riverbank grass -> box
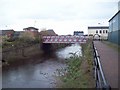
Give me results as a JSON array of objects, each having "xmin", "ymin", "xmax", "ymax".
[
  {"xmin": 56, "ymin": 40, "xmax": 95, "ymax": 88},
  {"xmin": 101, "ymin": 41, "xmax": 120, "ymax": 52}
]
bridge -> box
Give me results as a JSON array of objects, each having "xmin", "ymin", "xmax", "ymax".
[{"xmin": 42, "ymin": 35, "xmax": 87, "ymax": 43}]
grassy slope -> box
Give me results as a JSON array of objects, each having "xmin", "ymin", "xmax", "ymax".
[
  {"xmin": 101, "ymin": 41, "xmax": 120, "ymax": 52},
  {"xmin": 56, "ymin": 40, "xmax": 95, "ymax": 88}
]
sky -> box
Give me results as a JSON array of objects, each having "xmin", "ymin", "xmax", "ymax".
[{"xmin": 0, "ymin": 0, "xmax": 119, "ymax": 35}]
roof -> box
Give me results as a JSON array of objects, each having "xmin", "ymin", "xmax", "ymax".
[
  {"xmin": 74, "ymin": 31, "xmax": 84, "ymax": 33},
  {"xmin": 0, "ymin": 29, "xmax": 14, "ymax": 32},
  {"xmin": 0, "ymin": 29, "xmax": 14, "ymax": 35},
  {"xmin": 88, "ymin": 26, "xmax": 109, "ymax": 29},
  {"xmin": 23, "ymin": 27, "xmax": 39, "ymax": 30},
  {"xmin": 109, "ymin": 10, "xmax": 120, "ymax": 22},
  {"xmin": 39, "ymin": 29, "xmax": 57, "ymax": 36}
]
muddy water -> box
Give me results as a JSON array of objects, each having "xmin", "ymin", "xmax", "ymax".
[{"xmin": 2, "ymin": 44, "xmax": 82, "ymax": 88}]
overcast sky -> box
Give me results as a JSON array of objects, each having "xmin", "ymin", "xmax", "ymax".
[{"xmin": 0, "ymin": 0, "xmax": 119, "ymax": 35}]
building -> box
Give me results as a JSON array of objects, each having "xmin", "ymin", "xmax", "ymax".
[
  {"xmin": 0, "ymin": 29, "xmax": 15, "ymax": 39},
  {"xmin": 88, "ymin": 26, "xmax": 109, "ymax": 40},
  {"xmin": 73, "ymin": 31, "xmax": 84, "ymax": 36},
  {"xmin": 13, "ymin": 31, "xmax": 24, "ymax": 39},
  {"xmin": 23, "ymin": 27, "xmax": 39, "ymax": 38},
  {"xmin": 108, "ymin": 10, "xmax": 120, "ymax": 45},
  {"xmin": 118, "ymin": 1, "xmax": 120, "ymax": 11},
  {"xmin": 23, "ymin": 27, "xmax": 39, "ymax": 31},
  {"xmin": 39, "ymin": 29, "xmax": 57, "ymax": 36}
]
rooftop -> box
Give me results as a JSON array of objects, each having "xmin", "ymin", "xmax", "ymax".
[
  {"xmin": 39, "ymin": 29, "xmax": 57, "ymax": 36},
  {"xmin": 74, "ymin": 31, "xmax": 84, "ymax": 33},
  {"xmin": 109, "ymin": 10, "xmax": 120, "ymax": 22},
  {"xmin": 23, "ymin": 27, "xmax": 39, "ymax": 30},
  {"xmin": 88, "ymin": 26, "xmax": 109, "ymax": 29},
  {"xmin": 0, "ymin": 29, "xmax": 14, "ymax": 35}
]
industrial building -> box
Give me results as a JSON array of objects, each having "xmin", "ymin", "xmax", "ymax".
[{"xmin": 108, "ymin": 10, "xmax": 120, "ymax": 45}]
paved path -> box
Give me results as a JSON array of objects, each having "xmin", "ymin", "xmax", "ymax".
[{"xmin": 94, "ymin": 41, "xmax": 119, "ymax": 88}]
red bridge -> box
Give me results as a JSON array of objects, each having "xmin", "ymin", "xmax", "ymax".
[{"xmin": 42, "ymin": 35, "xmax": 87, "ymax": 43}]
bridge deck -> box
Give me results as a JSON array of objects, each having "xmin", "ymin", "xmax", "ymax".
[{"xmin": 42, "ymin": 35, "xmax": 87, "ymax": 43}]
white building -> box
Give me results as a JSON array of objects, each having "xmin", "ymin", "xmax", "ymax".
[{"xmin": 88, "ymin": 26, "xmax": 109, "ymax": 40}]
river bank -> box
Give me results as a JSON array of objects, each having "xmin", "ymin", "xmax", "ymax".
[
  {"xmin": 55, "ymin": 40, "xmax": 95, "ymax": 88},
  {"xmin": 2, "ymin": 44, "xmax": 42, "ymax": 68},
  {"xmin": 2, "ymin": 43, "xmax": 69, "ymax": 68}
]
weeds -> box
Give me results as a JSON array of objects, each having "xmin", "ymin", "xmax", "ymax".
[
  {"xmin": 56, "ymin": 40, "xmax": 95, "ymax": 88},
  {"xmin": 101, "ymin": 41, "xmax": 120, "ymax": 52}
]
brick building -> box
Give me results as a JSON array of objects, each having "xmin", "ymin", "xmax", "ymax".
[{"xmin": 23, "ymin": 27, "xmax": 39, "ymax": 38}]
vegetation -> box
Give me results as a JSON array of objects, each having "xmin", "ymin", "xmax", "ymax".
[
  {"xmin": 101, "ymin": 41, "xmax": 120, "ymax": 52},
  {"xmin": 2, "ymin": 31, "xmax": 68, "ymax": 66},
  {"xmin": 2, "ymin": 31, "xmax": 41, "ymax": 66},
  {"xmin": 2, "ymin": 31, "xmax": 40, "ymax": 49},
  {"xmin": 56, "ymin": 40, "xmax": 95, "ymax": 88}
]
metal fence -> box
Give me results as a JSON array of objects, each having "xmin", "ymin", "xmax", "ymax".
[{"xmin": 92, "ymin": 42, "xmax": 111, "ymax": 89}]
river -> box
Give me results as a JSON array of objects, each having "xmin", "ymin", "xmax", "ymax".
[{"xmin": 2, "ymin": 44, "xmax": 82, "ymax": 88}]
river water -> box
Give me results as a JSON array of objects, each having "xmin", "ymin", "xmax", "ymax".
[{"xmin": 2, "ymin": 44, "xmax": 82, "ymax": 88}]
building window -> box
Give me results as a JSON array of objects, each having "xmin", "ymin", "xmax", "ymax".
[
  {"xmin": 106, "ymin": 30, "xmax": 108, "ymax": 33},
  {"xmin": 100, "ymin": 30, "xmax": 102, "ymax": 34},
  {"xmin": 96, "ymin": 30, "xmax": 98, "ymax": 33}
]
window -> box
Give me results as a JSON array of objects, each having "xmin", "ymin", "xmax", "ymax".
[
  {"xmin": 96, "ymin": 30, "xmax": 98, "ymax": 33},
  {"xmin": 100, "ymin": 30, "xmax": 102, "ymax": 34},
  {"xmin": 106, "ymin": 30, "xmax": 108, "ymax": 33}
]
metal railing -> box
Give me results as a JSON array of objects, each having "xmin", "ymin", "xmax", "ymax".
[{"xmin": 92, "ymin": 42, "xmax": 111, "ymax": 89}]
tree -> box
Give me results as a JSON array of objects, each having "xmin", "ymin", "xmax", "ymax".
[{"xmin": 19, "ymin": 31, "xmax": 35, "ymax": 43}]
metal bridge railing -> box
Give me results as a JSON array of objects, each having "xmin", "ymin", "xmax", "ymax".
[{"xmin": 92, "ymin": 42, "xmax": 111, "ymax": 89}]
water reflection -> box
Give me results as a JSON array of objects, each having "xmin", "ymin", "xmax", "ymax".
[{"xmin": 56, "ymin": 44, "xmax": 82, "ymax": 59}]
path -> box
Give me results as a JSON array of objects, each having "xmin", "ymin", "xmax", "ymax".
[{"xmin": 94, "ymin": 41, "xmax": 119, "ymax": 88}]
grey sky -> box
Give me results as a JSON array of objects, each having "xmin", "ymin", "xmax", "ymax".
[{"xmin": 0, "ymin": 0, "xmax": 119, "ymax": 35}]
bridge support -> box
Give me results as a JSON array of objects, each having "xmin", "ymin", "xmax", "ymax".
[{"xmin": 41, "ymin": 43, "xmax": 54, "ymax": 57}]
